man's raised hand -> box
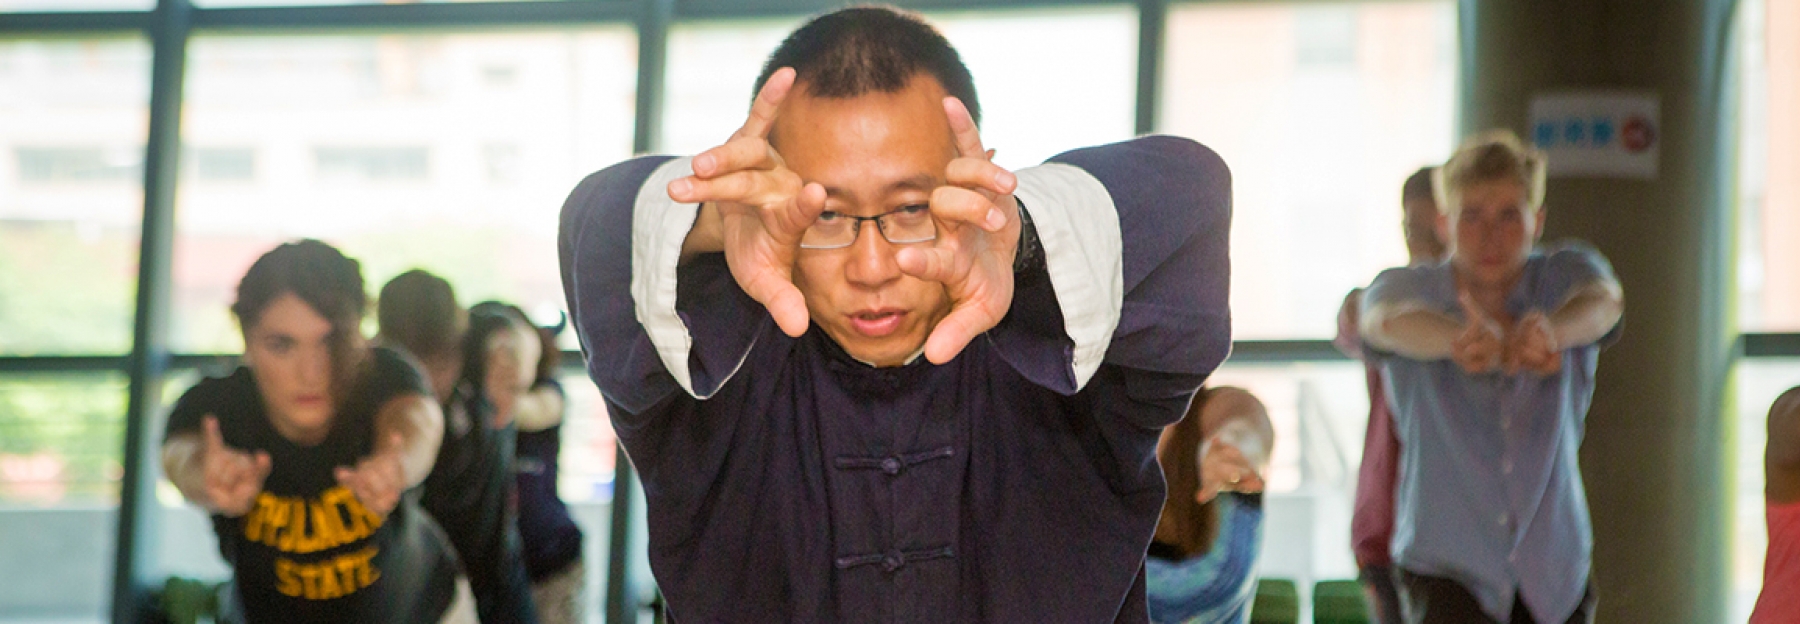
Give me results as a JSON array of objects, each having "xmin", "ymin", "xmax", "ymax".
[
  {"xmin": 667, "ymin": 67, "xmax": 826, "ymax": 337},
  {"xmin": 1505, "ymin": 311, "xmax": 1563, "ymax": 376},
  {"xmin": 199, "ymin": 415, "xmax": 270, "ymax": 517},
  {"xmin": 335, "ymin": 432, "xmax": 407, "ymax": 520},
  {"xmin": 1452, "ymin": 291, "xmax": 1505, "ymax": 374},
  {"xmin": 895, "ymin": 96, "xmax": 1021, "ymax": 364}
]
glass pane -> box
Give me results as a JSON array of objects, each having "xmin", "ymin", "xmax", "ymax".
[
  {"xmin": 0, "ymin": 0, "xmax": 150, "ymax": 10},
  {"xmin": 195, "ymin": 0, "xmax": 559, "ymax": 5},
  {"xmin": 0, "ymin": 371, "xmax": 127, "ymax": 621},
  {"xmin": 0, "ymin": 38, "xmax": 151, "ymax": 355},
  {"xmin": 926, "ymin": 7, "xmax": 1136, "ymax": 171},
  {"xmin": 663, "ymin": 7, "xmax": 1136, "ymax": 171},
  {"xmin": 556, "ymin": 369, "xmax": 616, "ymax": 620},
  {"xmin": 1730, "ymin": 357, "xmax": 1800, "ymax": 623},
  {"xmin": 1160, "ymin": 1, "xmax": 1459, "ymax": 339},
  {"xmin": 172, "ymin": 29, "xmax": 637, "ymax": 353},
  {"xmin": 1738, "ymin": 0, "xmax": 1800, "ymax": 332},
  {"xmin": 1207, "ymin": 359, "xmax": 1368, "ymax": 591},
  {"xmin": 662, "ymin": 17, "xmax": 803, "ymax": 155}
]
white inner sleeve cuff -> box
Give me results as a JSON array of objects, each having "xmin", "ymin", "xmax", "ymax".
[
  {"xmin": 1012, "ymin": 162, "xmax": 1124, "ymax": 391},
  {"xmin": 630, "ymin": 157, "xmax": 703, "ymax": 397}
]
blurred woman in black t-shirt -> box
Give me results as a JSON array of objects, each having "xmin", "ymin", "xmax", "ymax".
[{"xmin": 160, "ymin": 239, "xmax": 473, "ymax": 623}]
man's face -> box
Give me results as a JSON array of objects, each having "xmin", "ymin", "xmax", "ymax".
[
  {"xmin": 1441, "ymin": 178, "xmax": 1543, "ymax": 291},
  {"xmin": 773, "ymin": 74, "xmax": 955, "ymax": 367},
  {"xmin": 243, "ymin": 292, "xmax": 338, "ymax": 442}
]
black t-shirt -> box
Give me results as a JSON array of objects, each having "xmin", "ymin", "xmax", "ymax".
[{"xmin": 163, "ymin": 347, "xmax": 460, "ymax": 624}]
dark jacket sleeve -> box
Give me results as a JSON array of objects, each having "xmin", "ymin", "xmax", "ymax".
[
  {"xmin": 558, "ymin": 156, "xmax": 771, "ymax": 430},
  {"xmin": 988, "ymin": 135, "xmax": 1233, "ymax": 416}
]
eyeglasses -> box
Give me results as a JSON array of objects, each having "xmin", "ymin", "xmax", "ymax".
[{"xmin": 799, "ymin": 205, "xmax": 937, "ymax": 250}]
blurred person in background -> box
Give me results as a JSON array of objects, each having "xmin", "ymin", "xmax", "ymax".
[
  {"xmin": 483, "ymin": 306, "xmax": 587, "ymax": 624},
  {"xmin": 378, "ymin": 272, "xmax": 539, "ymax": 623},
  {"xmin": 1752, "ymin": 387, "xmax": 1800, "ymax": 623},
  {"xmin": 1145, "ymin": 386, "xmax": 1273, "ymax": 624},
  {"xmin": 161, "ymin": 239, "xmax": 470, "ymax": 622},
  {"xmin": 1335, "ymin": 167, "xmax": 1449, "ymax": 623},
  {"xmin": 1359, "ymin": 131, "xmax": 1623, "ymax": 624}
]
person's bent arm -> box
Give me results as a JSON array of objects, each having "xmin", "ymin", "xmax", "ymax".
[
  {"xmin": 988, "ymin": 135, "xmax": 1231, "ymax": 410},
  {"xmin": 1548, "ymin": 280, "xmax": 1624, "ymax": 349},
  {"xmin": 162, "ymin": 433, "xmax": 206, "ymax": 501},
  {"xmin": 374, "ymin": 393, "xmax": 443, "ymax": 488},
  {"xmin": 514, "ymin": 385, "xmax": 566, "ymax": 433},
  {"xmin": 561, "ymin": 69, "xmax": 804, "ymax": 419},
  {"xmin": 1195, "ymin": 387, "xmax": 1272, "ymax": 502},
  {"xmin": 1362, "ymin": 305, "xmax": 1461, "ymax": 360},
  {"xmin": 161, "ymin": 415, "xmax": 270, "ymax": 517}
]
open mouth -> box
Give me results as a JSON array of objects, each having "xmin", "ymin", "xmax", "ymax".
[{"xmin": 848, "ymin": 308, "xmax": 906, "ymax": 338}]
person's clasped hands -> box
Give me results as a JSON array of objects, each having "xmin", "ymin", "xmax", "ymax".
[{"xmin": 1453, "ymin": 291, "xmax": 1563, "ymax": 376}]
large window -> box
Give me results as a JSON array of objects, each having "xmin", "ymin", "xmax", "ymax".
[
  {"xmin": 0, "ymin": 38, "xmax": 150, "ymax": 356},
  {"xmin": 1160, "ymin": 1, "xmax": 1459, "ymax": 608},
  {"xmin": 1160, "ymin": 1, "xmax": 1458, "ymax": 340},
  {"xmin": 0, "ymin": 36, "xmax": 148, "ymax": 621},
  {"xmin": 172, "ymin": 29, "xmax": 637, "ymax": 353}
]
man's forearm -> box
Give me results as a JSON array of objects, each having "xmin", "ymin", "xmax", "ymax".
[
  {"xmin": 678, "ymin": 202, "xmax": 723, "ymax": 264},
  {"xmin": 514, "ymin": 389, "xmax": 565, "ymax": 433},
  {"xmin": 161, "ymin": 435, "xmax": 209, "ymax": 506},
  {"xmin": 1363, "ymin": 306, "xmax": 1460, "ymax": 360},
  {"xmin": 1549, "ymin": 282, "xmax": 1624, "ymax": 348},
  {"xmin": 374, "ymin": 395, "xmax": 443, "ymax": 487}
]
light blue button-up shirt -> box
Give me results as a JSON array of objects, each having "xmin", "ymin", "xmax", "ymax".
[{"xmin": 1364, "ymin": 243, "xmax": 1618, "ymax": 623}]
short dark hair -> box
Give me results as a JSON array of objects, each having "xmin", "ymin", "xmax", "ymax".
[
  {"xmin": 1402, "ymin": 166, "xmax": 1435, "ymax": 206},
  {"xmin": 754, "ymin": 5, "xmax": 980, "ymax": 125},
  {"xmin": 376, "ymin": 269, "xmax": 463, "ymax": 362},
  {"xmin": 232, "ymin": 239, "xmax": 369, "ymax": 398}
]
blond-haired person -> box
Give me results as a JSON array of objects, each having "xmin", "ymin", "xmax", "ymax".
[{"xmin": 1359, "ymin": 131, "xmax": 1624, "ymax": 624}]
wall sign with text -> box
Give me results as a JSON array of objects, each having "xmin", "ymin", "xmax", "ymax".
[{"xmin": 1527, "ymin": 92, "xmax": 1661, "ymax": 180}]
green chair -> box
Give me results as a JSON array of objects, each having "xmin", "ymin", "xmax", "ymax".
[
  {"xmin": 1250, "ymin": 578, "xmax": 1299, "ymax": 624},
  {"xmin": 1313, "ymin": 579, "xmax": 1372, "ymax": 624}
]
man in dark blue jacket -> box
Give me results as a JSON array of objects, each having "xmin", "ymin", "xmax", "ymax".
[{"xmin": 559, "ymin": 6, "xmax": 1233, "ymax": 621}]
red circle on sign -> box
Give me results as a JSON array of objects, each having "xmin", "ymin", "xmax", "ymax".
[{"xmin": 1622, "ymin": 115, "xmax": 1656, "ymax": 153}]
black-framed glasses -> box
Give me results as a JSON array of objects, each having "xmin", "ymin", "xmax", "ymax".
[{"xmin": 799, "ymin": 205, "xmax": 938, "ymax": 249}]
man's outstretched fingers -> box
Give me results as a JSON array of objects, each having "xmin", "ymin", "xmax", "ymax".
[
  {"xmin": 740, "ymin": 272, "xmax": 810, "ymax": 337},
  {"xmin": 930, "ymin": 186, "xmax": 1005, "ymax": 232},
  {"xmin": 942, "ymin": 97, "xmax": 985, "ymax": 158},
  {"xmin": 692, "ymin": 136, "xmax": 782, "ymax": 179},
  {"xmin": 733, "ymin": 67, "xmax": 796, "ymax": 141},
  {"xmin": 672, "ymin": 170, "xmax": 791, "ymax": 207},
  {"xmin": 896, "ymin": 246, "xmax": 959, "ymax": 285},
  {"xmin": 924, "ymin": 309, "xmax": 989, "ymax": 365},
  {"xmin": 945, "ymin": 157, "xmax": 1017, "ymax": 197}
]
